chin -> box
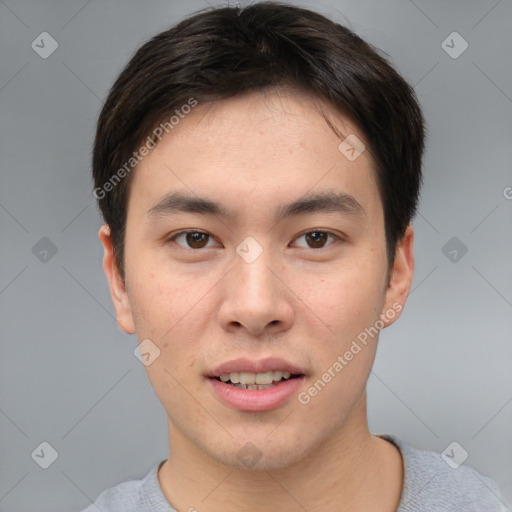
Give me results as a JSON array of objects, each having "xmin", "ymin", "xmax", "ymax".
[{"xmin": 201, "ymin": 434, "xmax": 311, "ymax": 472}]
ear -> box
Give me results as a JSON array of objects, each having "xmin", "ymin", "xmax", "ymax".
[
  {"xmin": 380, "ymin": 223, "xmax": 415, "ymax": 328},
  {"xmin": 98, "ymin": 224, "xmax": 136, "ymax": 334}
]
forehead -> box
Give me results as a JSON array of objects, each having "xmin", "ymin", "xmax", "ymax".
[{"xmin": 128, "ymin": 89, "xmax": 382, "ymax": 224}]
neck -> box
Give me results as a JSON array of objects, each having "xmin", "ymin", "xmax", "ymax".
[{"xmin": 158, "ymin": 393, "xmax": 403, "ymax": 512}]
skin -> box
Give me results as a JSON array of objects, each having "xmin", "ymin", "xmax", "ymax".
[{"xmin": 99, "ymin": 88, "xmax": 414, "ymax": 511}]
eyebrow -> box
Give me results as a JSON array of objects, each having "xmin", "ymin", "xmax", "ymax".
[{"xmin": 147, "ymin": 191, "xmax": 366, "ymax": 222}]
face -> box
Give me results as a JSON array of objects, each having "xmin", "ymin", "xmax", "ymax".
[{"xmin": 100, "ymin": 89, "xmax": 414, "ymax": 471}]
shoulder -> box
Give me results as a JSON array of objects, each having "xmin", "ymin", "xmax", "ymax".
[
  {"xmin": 80, "ymin": 460, "xmax": 175, "ymax": 512},
  {"xmin": 379, "ymin": 435, "xmax": 509, "ymax": 512}
]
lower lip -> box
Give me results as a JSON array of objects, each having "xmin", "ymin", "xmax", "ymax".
[{"xmin": 208, "ymin": 376, "xmax": 305, "ymax": 412}]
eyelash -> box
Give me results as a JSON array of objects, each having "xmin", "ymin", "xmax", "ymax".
[{"xmin": 167, "ymin": 229, "xmax": 342, "ymax": 250}]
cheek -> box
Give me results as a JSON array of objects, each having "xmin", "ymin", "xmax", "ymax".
[
  {"xmin": 126, "ymin": 261, "xmax": 213, "ymax": 404},
  {"xmin": 297, "ymin": 260, "xmax": 385, "ymax": 346},
  {"xmin": 297, "ymin": 258, "xmax": 385, "ymax": 417},
  {"xmin": 130, "ymin": 272, "xmax": 208, "ymax": 418},
  {"xmin": 128, "ymin": 259, "xmax": 204, "ymax": 340},
  {"xmin": 297, "ymin": 352, "xmax": 372, "ymax": 437},
  {"xmin": 296, "ymin": 271, "xmax": 380, "ymax": 420}
]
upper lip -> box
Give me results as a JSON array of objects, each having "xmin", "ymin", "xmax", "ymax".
[{"xmin": 206, "ymin": 357, "xmax": 305, "ymax": 378}]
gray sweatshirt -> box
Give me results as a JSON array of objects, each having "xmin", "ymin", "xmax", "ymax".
[{"xmin": 81, "ymin": 435, "xmax": 510, "ymax": 511}]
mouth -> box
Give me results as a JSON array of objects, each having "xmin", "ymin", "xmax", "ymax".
[
  {"xmin": 211, "ymin": 371, "xmax": 303, "ymax": 390},
  {"xmin": 206, "ymin": 357, "xmax": 306, "ymax": 411}
]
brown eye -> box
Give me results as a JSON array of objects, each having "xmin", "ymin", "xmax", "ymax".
[
  {"xmin": 305, "ymin": 231, "xmax": 328, "ymax": 248},
  {"xmin": 186, "ymin": 232, "xmax": 209, "ymax": 248},
  {"xmin": 293, "ymin": 230, "xmax": 339, "ymax": 249},
  {"xmin": 170, "ymin": 231, "xmax": 214, "ymax": 249}
]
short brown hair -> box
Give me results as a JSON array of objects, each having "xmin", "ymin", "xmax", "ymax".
[{"xmin": 92, "ymin": 1, "xmax": 425, "ymax": 278}]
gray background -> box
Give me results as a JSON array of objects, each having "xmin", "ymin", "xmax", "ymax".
[{"xmin": 1, "ymin": 0, "xmax": 511, "ymax": 510}]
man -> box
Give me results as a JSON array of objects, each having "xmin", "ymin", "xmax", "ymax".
[{"xmin": 85, "ymin": 2, "xmax": 508, "ymax": 510}]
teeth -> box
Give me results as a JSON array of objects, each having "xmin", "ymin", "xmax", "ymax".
[
  {"xmin": 230, "ymin": 383, "xmax": 275, "ymax": 390},
  {"xmin": 239, "ymin": 372, "xmax": 256, "ymax": 385},
  {"xmin": 218, "ymin": 371, "xmax": 295, "ymax": 385},
  {"xmin": 255, "ymin": 371, "xmax": 274, "ymax": 385}
]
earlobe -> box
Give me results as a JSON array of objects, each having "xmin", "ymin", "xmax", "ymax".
[
  {"xmin": 98, "ymin": 224, "xmax": 136, "ymax": 334},
  {"xmin": 380, "ymin": 224, "xmax": 415, "ymax": 328}
]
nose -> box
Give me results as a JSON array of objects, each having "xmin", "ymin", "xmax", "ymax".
[{"xmin": 216, "ymin": 241, "xmax": 294, "ymax": 338}]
